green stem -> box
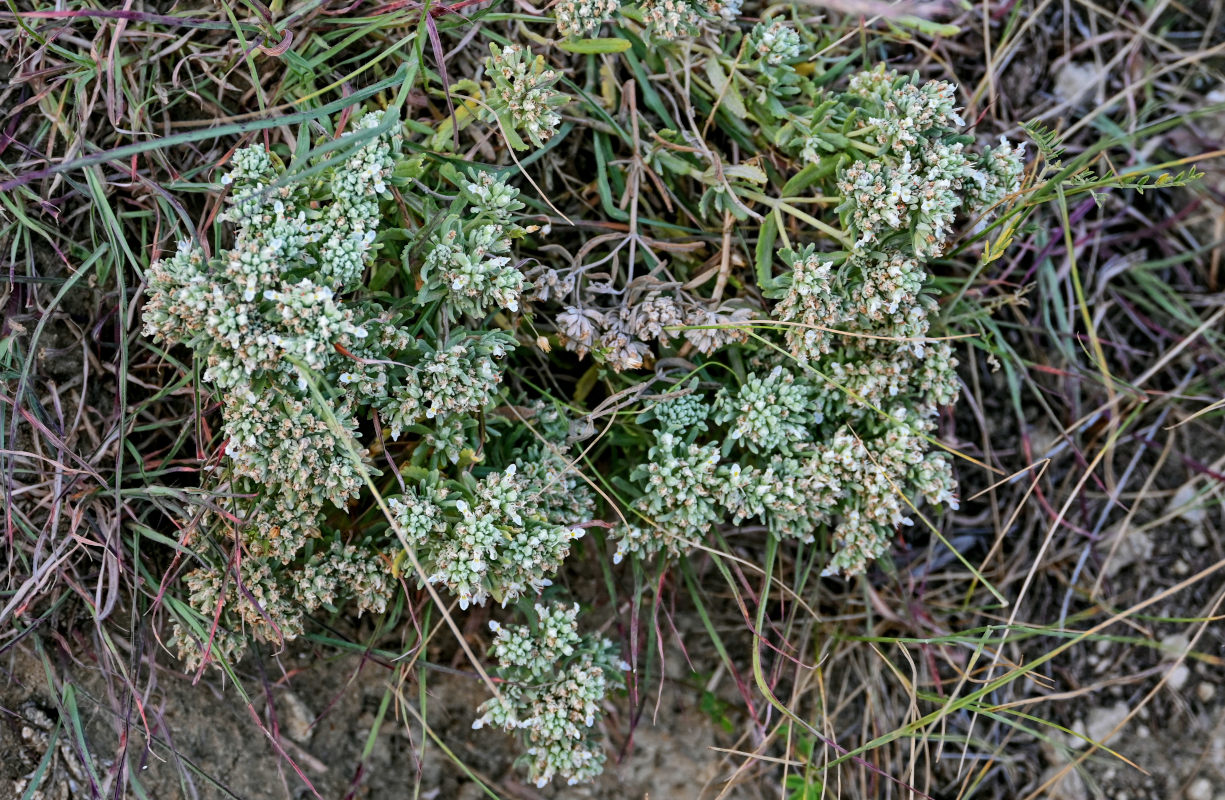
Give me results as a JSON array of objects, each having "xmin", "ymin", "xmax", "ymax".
[
  {"xmin": 740, "ymin": 189, "xmax": 850, "ymax": 247},
  {"xmin": 847, "ymin": 138, "xmax": 880, "ymax": 155},
  {"xmin": 779, "ymin": 195, "xmax": 837, "ymax": 205}
]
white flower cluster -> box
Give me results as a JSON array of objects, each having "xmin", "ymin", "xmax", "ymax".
[
  {"xmin": 295, "ymin": 539, "xmax": 395, "ymax": 617},
  {"xmin": 421, "ymin": 220, "xmax": 524, "ymax": 317},
  {"xmin": 842, "ymin": 62, "xmax": 894, "ymax": 102},
  {"xmin": 848, "ymin": 65, "xmax": 964, "ymax": 153},
  {"xmin": 387, "ymin": 465, "xmax": 584, "ymax": 609},
  {"xmin": 616, "ymin": 402, "xmax": 960, "ymax": 574},
  {"xmin": 317, "ymin": 112, "xmax": 399, "ymax": 285},
  {"xmin": 522, "ymin": 397, "xmax": 578, "ymax": 441},
  {"xmin": 966, "ymin": 136, "xmax": 1027, "ymax": 212},
  {"xmin": 624, "ymin": 431, "xmax": 724, "ymax": 559},
  {"xmin": 473, "ymin": 603, "xmax": 623, "ymax": 787},
  {"xmin": 555, "ymin": 0, "xmax": 620, "ymax": 37},
  {"xmin": 816, "ymin": 413, "xmax": 959, "ymax": 575},
  {"xmin": 851, "ymin": 248, "xmax": 926, "ymax": 325},
  {"xmin": 749, "ymin": 20, "xmax": 803, "ymax": 67},
  {"xmin": 550, "ymin": 0, "xmax": 734, "ymax": 40},
  {"xmin": 172, "ymin": 558, "xmax": 304, "ymax": 670},
  {"xmin": 423, "ymin": 415, "xmax": 473, "ymax": 466},
  {"xmin": 827, "ymin": 67, "xmax": 1026, "ymax": 258},
  {"xmin": 516, "ymin": 447, "xmax": 598, "ymax": 529},
  {"xmin": 215, "ymin": 113, "xmax": 397, "ymax": 290},
  {"xmin": 387, "ymin": 480, "xmax": 449, "ymax": 547},
  {"xmin": 620, "ymin": 392, "xmax": 825, "ymax": 561},
  {"xmin": 610, "ymin": 524, "xmax": 656, "ymax": 564},
  {"xmin": 640, "ymin": 0, "xmax": 740, "ymax": 38},
  {"xmin": 838, "ymin": 145, "xmax": 973, "ymax": 259},
  {"xmin": 170, "ymin": 612, "xmax": 250, "ymax": 674},
  {"xmin": 488, "ymin": 602, "xmax": 583, "ymax": 674},
  {"xmin": 145, "ymin": 250, "xmax": 368, "ymax": 393},
  {"xmin": 144, "ymin": 114, "xmax": 401, "ymax": 634},
  {"xmin": 642, "ymin": 0, "xmax": 702, "ymax": 40},
  {"xmin": 756, "ymin": 238, "xmax": 961, "ymax": 575},
  {"xmin": 713, "ymin": 366, "xmax": 820, "ymax": 454},
  {"xmin": 912, "ymin": 340, "xmax": 960, "ymax": 407},
  {"xmin": 705, "ymin": 0, "xmax": 742, "ymax": 23},
  {"xmin": 617, "ymin": 438, "xmax": 795, "ymax": 563},
  {"xmin": 717, "ymin": 460, "xmax": 786, "ymax": 527},
  {"xmin": 222, "ymin": 388, "xmax": 368, "ymax": 510},
  {"xmin": 241, "ymin": 492, "xmax": 325, "ymax": 564},
  {"xmin": 323, "ymin": 315, "xmax": 415, "ymax": 402},
  {"xmin": 374, "ymin": 332, "xmax": 513, "ymax": 440},
  {"xmin": 771, "ymin": 242, "xmax": 956, "ymax": 414},
  {"xmin": 484, "ymin": 44, "xmax": 566, "ymax": 150},
  {"xmin": 616, "ymin": 301, "xmax": 960, "ymax": 573},
  {"xmin": 818, "ymin": 353, "xmax": 909, "ymax": 410},
  {"xmin": 413, "ymin": 171, "xmax": 529, "ymax": 321},
  {"xmin": 773, "ymin": 245, "xmax": 841, "ymax": 360},
  {"xmin": 742, "ymin": 20, "xmax": 808, "ymax": 112},
  {"xmin": 144, "ymin": 112, "xmax": 394, "ymax": 387},
  {"xmin": 147, "ymin": 113, "xmax": 542, "ymax": 668},
  {"xmin": 171, "ymin": 534, "xmax": 394, "ymax": 670},
  {"xmin": 465, "ymin": 170, "xmax": 525, "ymax": 222}
]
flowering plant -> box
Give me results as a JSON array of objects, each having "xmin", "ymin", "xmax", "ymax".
[{"xmin": 144, "ymin": 9, "xmax": 1029, "ymax": 786}]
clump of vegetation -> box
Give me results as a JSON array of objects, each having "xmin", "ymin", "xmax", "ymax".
[
  {"xmin": 138, "ymin": 18, "xmax": 1026, "ymax": 780},
  {"xmin": 473, "ymin": 602, "xmax": 624, "ymax": 786},
  {"xmin": 5, "ymin": 0, "xmax": 1219, "ymax": 797},
  {"xmin": 142, "ymin": 120, "xmax": 598, "ymax": 668}
]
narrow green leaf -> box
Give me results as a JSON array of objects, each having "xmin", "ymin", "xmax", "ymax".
[
  {"xmin": 558, "ymin": 37, "xmax": 632, "ymax": 54},
  {"xmin": 755, "ymin": 213, "xmax": 778, "ymax": 288}
]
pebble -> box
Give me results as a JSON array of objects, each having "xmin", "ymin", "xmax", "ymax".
[
  {"xmin": 279, "ymin": 690, "xmax": 315, "ymax": 743},
  {"xmin": 1187, "ymin": 777, "xmax": 1213, "ymax": 800},
  {"xmin": 1162, "ymin": 633, "xmax": 1191, "ymax": 660},
  {"xmin": 1168, "ymin": 484, "xmax": 1209, "ymax": 525},
  {"xmin": 457, "ymin": 784, "xmax": 487, "ymax": 800},
  {"xmin": 1199, "ymin": 683, "xmax": 1217, "ymax": 702},
  {"xmin": 1069, "ymin": 720, "xmax": 1088, "ymax": 749},
  {"xmin": 1043, "ymin": 765, "xmax": 1088, "ymax": 800},
  {"xmin": 1103, "ymin": 525, "xmax": 1154, "ymax": 577},
  {"xmin": 1054, "ymin": 61, "xmax": 1101, "ymax": 106},
  {"xmin": 1084, "ymin": 702, "xmax": 1130, "ymax": 743},
  {"xmin": 1169, "ymin": 664, "xmax": 1191, "ymax": 692}
]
